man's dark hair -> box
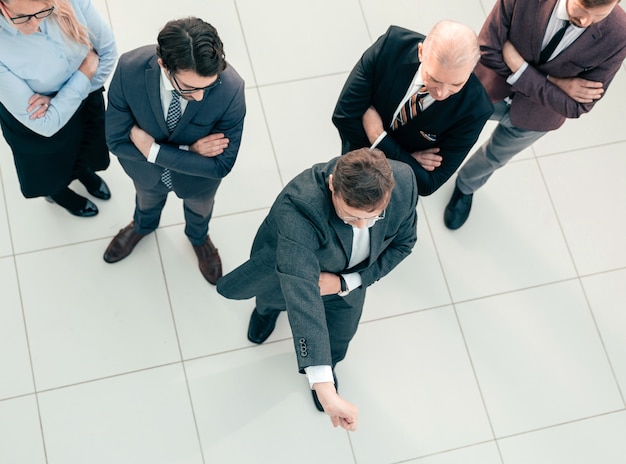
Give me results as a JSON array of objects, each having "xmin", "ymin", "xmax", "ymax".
[
  {"xmin": 332, "ymin": 148, "xmax": 395, "ymax": 211},
  {"xmin": 157, "ymin": 17, "xmax": 226, "ymax": 76}
]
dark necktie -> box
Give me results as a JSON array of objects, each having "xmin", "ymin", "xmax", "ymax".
[
  {"xmin": 161, "ymin": 91, "xmax": 181, "ymax": 190},
  {"xmin": 539, "ymin": 20, "xmax": 569, "ymax": 64},
  {"xmin": 392, "ymin": 85, "xmax": 428, "ymax": 130}
]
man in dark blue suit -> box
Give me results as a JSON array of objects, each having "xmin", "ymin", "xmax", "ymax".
[
  {"xmin": 333, "ymin": 20, "xmax": 493, "ymax": 196},
  {"xmin": 103, "ymin": 17, "xmax": 246, "ymax": 284}
]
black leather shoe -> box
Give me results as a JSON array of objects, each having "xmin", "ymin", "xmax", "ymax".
[
  {"xmin": 247, "ymin": 308, "xmax": 280, "ymax": 344},
  {"xmin": 103, "ymin": 222, "xmax": 146, "ymax": 263},
  {"xmin": 79, "ymin": 169, "xmax": 111, "ymax": 200},
  {"xmin": 312, "ymin": 371, "xmax": 338, "ymax": 412},
  {"xmin": 444, "ymin": 184, "xmax": 473, "ymax": 230},
  {"xmin": 45, "ymin": 191, "xmax": 98, "ymax": 217}
]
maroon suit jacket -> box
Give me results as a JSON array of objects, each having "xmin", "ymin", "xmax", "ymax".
[{"xmin": 475, "ymin": 0, "xmax": 626, "ymax": 131}]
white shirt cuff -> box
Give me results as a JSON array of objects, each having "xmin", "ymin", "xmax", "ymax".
[
  {"xmin": 304, "ymin": 365, "xmax": 334, "ymax": 389},
  {"xmin": 147, "ymin": 143, "xmax": 160, "ymax": 163},
  {"xmin": 341, "ymin": 272, "xmax": 362, "ymax": 296},
  {"xmin": 370, "ymin": 131, "xmax": 387, "ymax": 150},
  {"xmin": 506, "ymin": 61, "xmax": 529, "ymax": 85}
]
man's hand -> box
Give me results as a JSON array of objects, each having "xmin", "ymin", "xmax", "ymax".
[
  {"xmin": 319, "ymin": 272, "xmax": 341, "ymax": 296},
  {"xmin": 547, "ymin": 76, "xmax": 604, "ymax": 103},
  {"xmin": 189, "ymin": 133, "xmax": 229, "ymax": 157},
  {"xmin": 130, "ymin": 125, "xmax": 155, "ymax": 159},
  {"xmin": 362, "ymin": 106, "xmax": 385, "ymax": 144},
  {"xmin": 27, "ymin": 94, "xmax": 51, "ymax": 120},
  {"xmin": 411, "ymin": 147, "xmax": 442, "ymax": 171},
  {"xmin": 502, "ymin": 40, "xmax": 525, "ymax": 73},
  {"xmin": 313, "ymin": 382, "xmax": 359, "ymax": 431}
]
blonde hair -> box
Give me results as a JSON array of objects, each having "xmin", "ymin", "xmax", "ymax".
[{"xmin": 50, "ymin": 0, "xmax": 90, "ymax": 47}]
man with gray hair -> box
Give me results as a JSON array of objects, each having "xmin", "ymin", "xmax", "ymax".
[{"xmin": 333, "ymin": 20, "xmax": 493, "ymax": 195}]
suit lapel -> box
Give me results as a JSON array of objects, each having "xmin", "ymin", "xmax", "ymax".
[
  {"xmin": 146, "ymin": 58, "xmax": 169, "ymax": 135},
  {"xmin": 532, "ymin": 0, "xmax": 557, "ymax": 62}
]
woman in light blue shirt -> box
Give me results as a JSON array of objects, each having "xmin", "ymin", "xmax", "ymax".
[{"xmin": 0, "ymin": 0, "xmax": 116, "ymax": 216}]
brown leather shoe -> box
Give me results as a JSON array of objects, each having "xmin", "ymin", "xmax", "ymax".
[
  {"xmin": 193, "ymin": 236, "xmax": 222, "ymax": 285},
  {"xmin": 103, "ymin": 222, "xmax": 147, "ymax": 263}
]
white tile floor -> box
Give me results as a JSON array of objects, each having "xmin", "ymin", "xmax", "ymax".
[{"xmin": 1, "ymin": 0, "xmax": 625, "ymax": 463}]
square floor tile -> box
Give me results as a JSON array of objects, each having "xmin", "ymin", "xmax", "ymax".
[
  {"xmin": 17, "ymin": 239, "xmax": 180, "ymax": 390},
  {"xmin": 0, "ymin": 258, "xmax": 33, "ymax": 400},
  {"xmin": 361, "ymin": 0, "xmax": 488, "ymax": 39},
  {"xmin": 107, "ymin": 0, "xmax": 255, "ymax": 87},
  {"xmin": 213, "ymin": 89, "xmax": 283, "ymax": 217},
  {"xmin": 0, "ymin": 396, "xmax": 46, "ymax": 464},
  {"xmin": 424, "ymin": 159, "xmax": 576, "ymax": 301},
  {"xmin": 457, "ymin": 281, "xmax": 623, "ymax": 437},
  {"xmin": 539, "ymin": 142, "xmax": 626, "ymax": 275},
  {"xmin": 347, "ymin": 308, "xmax": 493, "ymax": 464},
  {"xmin": 185, "ymin": 340, "xmax": 354, "ymax": 463},
  {"xmin": 259, "ymin": 74, "xmax": 346, "ymax": 183},
  {"xmin": 582, "ymin": 269, "xmax": 626, "ymax": 396},
  {"xmin": 404, "ymin": 442, "xmax": 501, "ymax": 464},
  {"xmin": 237, "ymin": 0, "xmax": 370, "ymax": 85},
  {"xmin": 498, "ymin": 411, "xmax": 626, "ymax": 464},
  {"xmin": 160, "ymin": 214, "xmax": 293, "ymax": 360},
  {"xmin": 39, "ymin": 365, "xmax": 202, "ymax": 464}
]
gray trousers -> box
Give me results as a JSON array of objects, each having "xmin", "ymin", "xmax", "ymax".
[
  {"xmin": 132, "ymin": 178, "xmax": 220, "ymax": 246},
  {"xmin": 456, "ymin": 100, "xmax": 548, "ymax": 194}
]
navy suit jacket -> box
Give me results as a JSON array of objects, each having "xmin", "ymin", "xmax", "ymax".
[
  {"xmin": 332, "ymin": 26, "xmax": 493, "ymax": 196},
  {"xmin": 106, "ymin": 45, "xmax": 246, "ymax": 196},
  {"xmin": 217, "ymin": 157, "xmax": 418, "ymax": 370},
  {"xmin": 475, "ymin": 0, "xmax": 626, "ymax": 131}
]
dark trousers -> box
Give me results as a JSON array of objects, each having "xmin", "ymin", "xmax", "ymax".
[{"xmin": 0, "ymin": 89, "xmax": 109, "ymax": 198}]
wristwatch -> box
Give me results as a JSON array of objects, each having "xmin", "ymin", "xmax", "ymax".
[{"xmin": 338, "ymin": 274, "xmax": 350, "ymax": 297}]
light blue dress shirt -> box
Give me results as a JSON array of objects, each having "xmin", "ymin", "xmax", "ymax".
[{"xmin": 0, "ymin": 0, "xmax": 116, "ymax": 136}]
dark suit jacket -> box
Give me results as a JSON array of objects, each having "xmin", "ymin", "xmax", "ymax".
[
  {"xmin": 475, "ymin": 0, "xmax": 626, "ymax": 131},
  {"xmin": 106, "ymin": 45, "xmax": 246, "ymax": 196},
  {"xmin": 332, "ymin": 26, "xmax": 493, "ymax": 196},
  {"xmin": 217, "ymin": 157, "xmax": 418, "ymax": 370}
]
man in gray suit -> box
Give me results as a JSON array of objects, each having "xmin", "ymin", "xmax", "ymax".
[
  {"xmin": 104, "ymin": 17, "xmax": 246, "ymax": 284},
  {"xmin": 217, "ymin": 148, "xmax": 418, "ymax": 431},
  {"xmin": 444, "ymin": 0, "xmax": 626, "ymax": 229}
]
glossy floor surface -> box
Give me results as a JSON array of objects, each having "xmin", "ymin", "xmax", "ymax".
[{"xmin": 1, "ymin": 1, "xmax": 625, "ymax": 463}]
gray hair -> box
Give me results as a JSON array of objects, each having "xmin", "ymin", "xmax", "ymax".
[{"xmin": 422, "ymin": 20, "xmax": 480, "ymax": 69}]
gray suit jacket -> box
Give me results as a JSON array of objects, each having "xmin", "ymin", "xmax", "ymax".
[
  {"xmin": 475, "ymin": 0, "xmax": 626, "ymax": 131},
  {"xmin": 106, "ymin": 45, "xmax": 246, "ymax": 196},
  {"xmin": 217, "ymin": 157, "xmax": 418, "ymax": 370}
]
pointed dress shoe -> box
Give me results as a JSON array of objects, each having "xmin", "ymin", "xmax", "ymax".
[
  {"xmin": 103, "ymin": 222, "xmax": 146, "ymax": 263},
  {"xmin": 444, "ymin": 184, "xmax": 473, "ymax": 230},
  {"xmin": 247, "ymin": 308, "xmax": 281, "ymax": 344},
  {"xmin": 45, "ymin": 188, "xmax": 98, "ymax": 217},
  {"xmin": 192, "ymin": 236, "xmax": 222, "ymax": 285},
  {"xmin": 78, "ymin": 169, "xmax": 111, "ymax": 200}
]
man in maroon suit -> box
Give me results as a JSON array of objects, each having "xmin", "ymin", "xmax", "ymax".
[{"xmin": 444, "ymin": 0, "xmax": 626, "ymax": 229}]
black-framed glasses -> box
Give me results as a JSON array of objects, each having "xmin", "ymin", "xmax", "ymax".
[
  {"xmin": 170, "ymin": 72, "xmax": 221, "ymax": 95},
  {"xmin": 0, "ymin": 3, "xmax": 54, "ymax": 25}
]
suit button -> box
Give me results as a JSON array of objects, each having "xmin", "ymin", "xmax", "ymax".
[{"xmin": 299, "ymin": 338, "xmax": 308, "ymax": 357}]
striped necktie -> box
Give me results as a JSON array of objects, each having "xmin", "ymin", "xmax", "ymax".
[{"xmin": 392, "ymin": 85, "xmax": 428, "ymax": 130}]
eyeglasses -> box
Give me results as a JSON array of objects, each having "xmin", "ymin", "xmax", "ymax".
[
  {"xmin": 337, "ymin": 208, "xmax": 386, "ymax": 228},
  {"xmin": 0, "ymin": 3, "xmax": 54, "ymax": 25},
  {"xmin": 170, "ymin": 72, "xmax": 221, "ymax": 95}
]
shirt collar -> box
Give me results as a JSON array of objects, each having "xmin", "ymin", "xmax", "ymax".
[{"xmin": 159, "ymin": 66, "xmax": 175, "ymax": 92}]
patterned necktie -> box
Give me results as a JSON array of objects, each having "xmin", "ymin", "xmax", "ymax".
[
  {"xmin": 539, "ymin": 20, "xmax": 569, "ymax": 64},
  {"xmin": 392, "ymin": 85, "xmax": 428, "ymax": 130},
  {"xmin": 162, "ymin": 91, "xmax": 181, "ymax": 190}
]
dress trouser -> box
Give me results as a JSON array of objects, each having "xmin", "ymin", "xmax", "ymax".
[
  {"xmin": 256, "ymin": 286, "xmax": 366, "ymax": 368},
  {"xmin": 456, "ymin": 100, "xmax": 548, "ymax": 195},
  {"xmin": 132, "ymin": 177, "xmax": 221, "ymax": 246}
]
